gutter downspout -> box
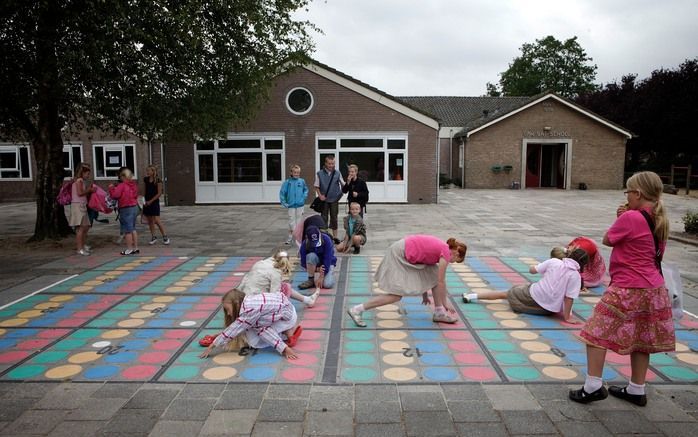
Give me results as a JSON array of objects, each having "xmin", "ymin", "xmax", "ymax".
[
  {"xmin": 160, "ymin": 138, "xmax": 167, "ymax": 206},
  {"xmin": 462, "ymin": 135, "xmax": 466, "ymax": 189},
  {"xmin": 449, "ymin": 129, "xmax": 453, "ymax": 182},
  {"xmin": 436, "ymin": 124, "xmax": 441, "ymax": 203}
]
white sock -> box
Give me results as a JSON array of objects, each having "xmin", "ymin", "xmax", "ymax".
[
  {"xmin": 352, "ymin": 304, "xmax": 365, "ymax": 313},
  {"xmin": 583, "ymin": 374, "xmax": 603, "ymax": 393},
  {"xmin": 465, "ymin": 293, "xmax": 478, "ymax": 302},
  {"xmin": 627, "ymin": 381, "xmax": 645, "ymax": 395},
  {"xmin": 303, "ymin": 296, "xmax": 312, "ymax": 304}
]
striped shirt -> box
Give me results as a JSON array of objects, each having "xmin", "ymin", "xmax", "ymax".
[{"xmin": 212, "ymin": 292, "xmax": 294, "ymax": 354}]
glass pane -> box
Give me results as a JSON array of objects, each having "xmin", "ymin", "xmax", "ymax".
[
  {"xmin": 125, "ymin": 146, "xmax": 135, "ymax": 173},
  {"xmin": 266, "ymin": 154, "xmax": 282, "ymax": 181},
  {"xmin": 217, "ymin": 153, "xmax": 262, "ymax": 182},
  {"xmin": 388, "ymin": 139, "xmax": 406, "ymax": 149},
  {"xmin": 63, "ymin": 151, "xmax": 71, "ymax": 170},
  {"xmin": 196, "ymin": 141, "xmax": 214, "ymax": 150},
  {"xmin": 318, "ymin": 139, "xmax": 336, "ymax": 150},
  {"xmin": 0, "ymin": 151, "xmax": 16, "ymax": 169},
  {"xmin": 338, "ymin": 151, "xmax": 385, "ymax": 182},
  {"xmin": 72, "ymin": 147, "xmax": 82, "ymax": 173},
  {"xmin": 219, "ymin": 139, "xmax": 260, "ymax": 149},
  {"xmin": 264, "ymin": 139, "xmax": 283, "ymax": 150},
  {"xmin": 95, "ymin": 146, "xmax": 105, "ymax": 177},
  {"xmin": 19, "ymin": 147, "xmax": 30, "ymax": 177},
  {"xmin": 388, "ymin": 153, "xmax": 405, "ymax": 181},
  {"xmin": 1, "ymin": 171, "xmax": 19, "ymax": 178},
  {"xmin": 287, "ymin": 88, "xmax": 312, "ymax": 113},
  {"xmin": 340, "ymin": 138, "xmax": 383, "ymax": 148},
  {"xmin": 198, "ymin": 154, "xmax": 214, "ymax": 181}
]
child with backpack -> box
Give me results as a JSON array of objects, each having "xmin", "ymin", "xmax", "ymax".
[
  {"xmin": 279, "ymin": 164, "xmax": 308, "ymax": 245},
  {"xmin": 68, "ymin": 163, "xmax": 96, "ymax": 256}
]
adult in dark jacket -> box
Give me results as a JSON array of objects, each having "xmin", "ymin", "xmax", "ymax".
[{"xmin": 342, "ymin": 164, "xmax": 369, "ymax": 216}]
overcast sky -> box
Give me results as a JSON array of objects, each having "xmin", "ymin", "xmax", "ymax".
[{"xmin": 295, "ymin": 0, "xmax": 698, "ymax": 96}]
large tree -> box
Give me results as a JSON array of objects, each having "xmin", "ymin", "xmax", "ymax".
[
  {"xmin": 487, "ymin": 35, "xmax": 598, "ymax": 98},
  {"xmin": 0, "ymin": 0, "xmax": 315, "ymax": 241}
]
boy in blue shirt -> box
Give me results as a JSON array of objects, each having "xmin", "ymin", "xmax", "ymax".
[{"xmin": 280, "ymin": 164, "xmax": 308, "ymax": 245}]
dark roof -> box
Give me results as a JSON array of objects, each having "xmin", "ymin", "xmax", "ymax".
[{"xmin": 397, "ymin": 96, "xmax": 532, "ymax": 128}]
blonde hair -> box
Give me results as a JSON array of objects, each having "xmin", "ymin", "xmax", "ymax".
[
  {"xmin": 550, "ymin": 247, "xmax": 567, "ymax": 259},
  {"xmin": 146, "ymin": 164, "xmax": 161, "ymax": 183},
  {"xmin": 119, "ymin": 168, "xmax": 134, "ymax": 180},
  {"xmin": 446, "ymin": 238, "xmax": 468, "ymax": 263},
  {"xmin": 272, "ymin": 251, "xmax": 291, "ymax": 277},
  {"xmin": 74, "ymin": 162, "xmax": 91, "ymax": 181},
  {"xmin": 626, "ymin": 171, "xmax": 669, "ymax": 241},
  {"xmin": 348, "ymin": 164, "xmax": 359, "ymax": 173},
  {"xmin": 289, "ymin": 164, "xmax": 301, "ymax": 172},
  {"xmin": 220, "ymin": 289, "xmax": 248, "ymax": 351}
]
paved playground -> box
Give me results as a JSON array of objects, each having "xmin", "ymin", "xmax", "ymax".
[{"xmin": 0, "ymin": 189, "xmax": 697, "ymax": 436}]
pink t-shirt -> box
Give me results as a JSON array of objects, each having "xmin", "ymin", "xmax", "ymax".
[
  {"xmin": 404, "ymin": 235, "xmax": 451, "ymax": 265},
  {"xmin": 529, "ymin": 258, "xmax": 581, "ymax": 313},
  {"xmin": 606, "ymin": 208, "xmax": 665, "ymax": 288}
]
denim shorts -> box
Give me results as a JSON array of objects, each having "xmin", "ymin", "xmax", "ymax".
[{"xmin": 119, "ymin": 206, "xmax": 138, "ymax": 233}]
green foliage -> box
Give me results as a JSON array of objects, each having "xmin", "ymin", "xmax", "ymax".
[
  {"xmin": 488, "ymin": 36, "xmax": 598, "ymax": 98},
  {"xmin": 0, "ymin": 0, "xmax": 316, "ymax": 240},
  {"xmin": 683, "ymin": 211, "xmax": 698, "ymax": 235}
]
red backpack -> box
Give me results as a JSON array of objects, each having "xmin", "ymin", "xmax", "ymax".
[{"xmin": 56, "ymin": 181, "xmax": 73, "ymax": 206}]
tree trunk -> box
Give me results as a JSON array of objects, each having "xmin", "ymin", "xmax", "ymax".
[{"xmin": 29, "ymin": 0, "xmax": 71, "ymax": 242}]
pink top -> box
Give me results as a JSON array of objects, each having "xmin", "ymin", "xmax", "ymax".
[
  {"xmin": 404, "ymin": 235, "xmax": 451, "ymax": 265},
  {"xmin": 530, "ymin": 258, "xmax": 582, "ymax": 312},
  {"xmin": 71, "ymin": 178, "xmax": 87, "ymax": 203},
  {"xmin": 606, "ymin": 208, "xmax": 665, "ymax": 288},
  {"xmin": 212, "ymin": 292, "xmax": 294, "ymax": 354},
  {"xmin": 108, "ymin": 179, "xmax": 138, "ymax": 208}
]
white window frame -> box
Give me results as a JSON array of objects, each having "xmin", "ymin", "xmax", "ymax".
[
  {"xmin": 63, "ymin": 143, "xmax": 83, "ymax": 178},
  {"xmin": 92, "ymin": 142, "xmax": 137, "ymax": 180},
  {"xmin": 285, "ymin": 87, "xmax": 314, "ymax": 115},
  {"xmin": 193, "ymin": 134, "xmax": 285, "ymax": 184},
  {"xmin": 0, "ymin": 144, "xmax": 32, "ymax": 180}
]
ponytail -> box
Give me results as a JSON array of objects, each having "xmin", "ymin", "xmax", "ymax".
[
  {"xmin": 653, "ymin": 200, "xmax": 669, "ymax": 242},
  {"xmin": 446, "ymin": 237, "xmax": 467, "ymax": 263}
]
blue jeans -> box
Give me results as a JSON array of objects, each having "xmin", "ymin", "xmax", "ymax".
[
  {"xmin": 305, "ymin": 252, "xmax": 335, "ymax": 288},
  {"xmin": 118, "ymin": 206, "xmax": 138, "ymax": 233}
]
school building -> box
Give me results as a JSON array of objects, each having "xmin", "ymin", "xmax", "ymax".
[{"xmin": 0, "ymin": 60, "xmax": 631, "ymax": 204}]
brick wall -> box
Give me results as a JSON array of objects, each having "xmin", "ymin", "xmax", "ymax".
[{"xmin": 464, "ymin": 99, "xmax": 627, "ymax": 189}]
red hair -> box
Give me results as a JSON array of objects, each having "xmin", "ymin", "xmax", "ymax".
[{"xmin": 446, "ymin": 238, "xmax": 467, "ymax": 262}]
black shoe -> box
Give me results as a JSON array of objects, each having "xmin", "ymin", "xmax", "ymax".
[
  {"xmin": 298, "ymin": 279, "xmax": 315, "ymax": 290},
  {"xmin": 333, "ymin": 237, "xmax": 341, "ymax": 245},
  {"xmin": 609, "ymin": 385, "xmax": 647, "ymax": 406},
  {"xmin": 569, "ymin": 386, "xmax": 608, "ymax": 404},
  {"xmin": 353, "ymin": 246, "xmax": 360, "ymax": 254}
]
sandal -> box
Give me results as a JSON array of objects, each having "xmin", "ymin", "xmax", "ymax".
[
  {"xmin": 569, "ymin": 386, "xmax": 608, "ymax": 404},
  {"xmin": 120, "ymin": 249, "xmax": 134, "ymax": 256},
  {"xmin": 286, "ymin": 326, "xmax": 303, "ymax": 347}
]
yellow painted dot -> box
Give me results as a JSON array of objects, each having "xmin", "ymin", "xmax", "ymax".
[
  {"xmin": 0, "ymin": 328, "xmax": 6, "ymax": 336},
  {"xmin": 382, "ymin": 353, "xmax": 414, "ymax": 366},
  {"xmin": 542, "ymin": 366, "xmax": 578, "ymax": 380},
  {"xmin": 675, "ymin": 343, "xmax": 689, "ymax": 352},
  {"xmin": 102, "ymin": 330, "xmax": 130, "ymax": 339},
  {"xmin": 471, "ymin": 288, "xmax": 493, "ymax": 293},
  {"xmin": 466, "ymin": 282, "xmax": 488, "ymax": 288},
  {"xmin": 377, "ymin": 320, "xmax": 404, "ymax": 328},
  {"xmin": 213, "ymin": 353, "xmax": 246, "ymax": 365},
  {"xmin": 141, "ymin": 303, "xmax": 166, "ymax": 311},
  {"xmin": 181, "ymin": 276, "xmax": 200, "ymax": 282},
  {"xmin": 153, "ymin": 296, "xmax": 176, "ymax": 303},
  {"xmin": 510, "ymin": 331, "xmax": 538, "ymax": 340},
  {"xmin": 583, "ymin": 296, "xmax": 601, "ymax": 304},
  {"xmin": 530, "ymin": 353, "xmax": 561, "ymax": 364},
  {"xmin": 377, "ymin": 304, "xmax": 399, "ymax": 312},
  {"xmin": 166, "ymin": 286, "xmax": 187, "ymax": 293},
  {"xmin": 379, "ymin": 330, "xmax": 408, "ymax": 340},
  {"xmin": 118, "ymin": 319, "xmax": 144, "ymax": 328},
  {"xmin": 106, "ymin": 270, "xmax": 123, "ymax": 276},
  {"xmin": 500, "ymin": 320, "xmax": 527, "ymax": 328},
  {"xmin": 95, "ymin": 275, "xmax": 116, "ymax": 281},
  {"xmin": 68, "ymin": 352, "xmax": 102, "ymax": 364},
  {"xmin": 50, "ymin": 295, "xmax": 74, "ymax": 302},
  {"xmin": 174, "ymin": 281, "xmax": 194, "ymax": 287},
  {"xmin": 675, "ymin": 353, "xmax": 698, "ymax": 365},
  {"xmin": 493, "ymin": 311, "xmax": 518, "ymax": 320},
  {"xmin": 485, "ymin": 303, "xmax": 509, "ymax": 311},
  {"xmin": 203, "ymin": 367, "xmax": 236, "ymax": 381},
  {"xmin": 383, "ymin": 367, "xmax": 417, "ymax": 381},
  {"xmin": 0, "ymin": 318, "xmax": 28, "ymax": 327},
  {"xmin": 129, "ymin": 311, "xmax": 155, "ymax": 319},
  {"xmin": 116, "ymin": 266, "xmax": 133, "ymax": 271},
  {"xmin": 520, "ymin": 341, "xmax": 550, "ymax": 352},
  {"xmin": 189, "ymin": 271, "xmax": 208, "ymax": 277},
  {"xmin": 376, "ymin": 312, "xmax": 401, "ymax": 320},
  {"xmin": 196, "ymin": 267, "xmax": 214, "ymax": 272},
  {"xmin": 71, "ymin": 286, "xmax": 94, "ymax": 292},
  {"xmin": 380, "ymin": 341, "xmax": 410, "ymax": 352},
  {"xmin": 34, "ymin": 302, "xmax": 62, "ymax": 310},
  {"xmin": 18, "ymin": 310, "xmax": 45, "ymax": 318},
  {"xmin": 124, "ymin": 262, "xmax": 141, "ymax": 268},
  {"xmin": 84, "ymin": 280, "xmax": 103, "ymax": 286},
  {"xmin": 45, "ymin": 364, "xmax": 83, "ymax": 379}
]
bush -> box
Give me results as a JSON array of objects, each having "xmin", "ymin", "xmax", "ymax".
[{"xmin": 683, "ymin": 211, "xmax": 698, "ymax": 235}]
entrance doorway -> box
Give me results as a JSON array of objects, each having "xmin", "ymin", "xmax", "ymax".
[{"xmin": 525, "ymin": 143, "xmax": 567, "ymax": 188}]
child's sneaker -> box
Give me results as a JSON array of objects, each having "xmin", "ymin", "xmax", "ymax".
[
  {"xmin": 462, "ymin": 293, "xmax": 478, "ymax": 303},
  {"xmin": 83, "ymin": 245, "xmax": 92, "ymax": 252},
  {"xmin": 285, "ymin": 236, "xmax": 293, "ymax": 245},
  {"xmin": 77, "ymin": 249, "xmax": 91, "ymax": 256},
  {"xmin": 432, "ymin": 312, "xmax": 458, "ymax": 323},
  {"xmin": 306, "ymin": 289, "xmax": 320, "ymax": 307},
  {"xmin": 149, "ymin": 236, "xmax": 157, "ymax": 245},
  {"xmin": 163, "ymin": 236, "xmax": 170, "ymax": 245},
  {"xmin": 347, "ymin": 308, "xmax": 367, "ymax": 327}
]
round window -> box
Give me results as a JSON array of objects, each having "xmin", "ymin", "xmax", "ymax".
[{"xmin": 286, "ymin": 87, "xmax": 313, "ymax": 115}]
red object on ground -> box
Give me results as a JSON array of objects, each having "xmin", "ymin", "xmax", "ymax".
[
  {"xmin": 198, "ymin": 335, "xmax": 217, "ymax": 347},
  {"xmin": 286, "ymin": 325, "xmax": 303, "ymax": 347}
]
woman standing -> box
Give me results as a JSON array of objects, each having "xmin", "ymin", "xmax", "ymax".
[
  {"xmin": 569, "ymin": 172, "xmax": 674, "ymax": 406},
  {"xmin": 347, "ymin": 235, "xmax": 467, "ymax": 326}
]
